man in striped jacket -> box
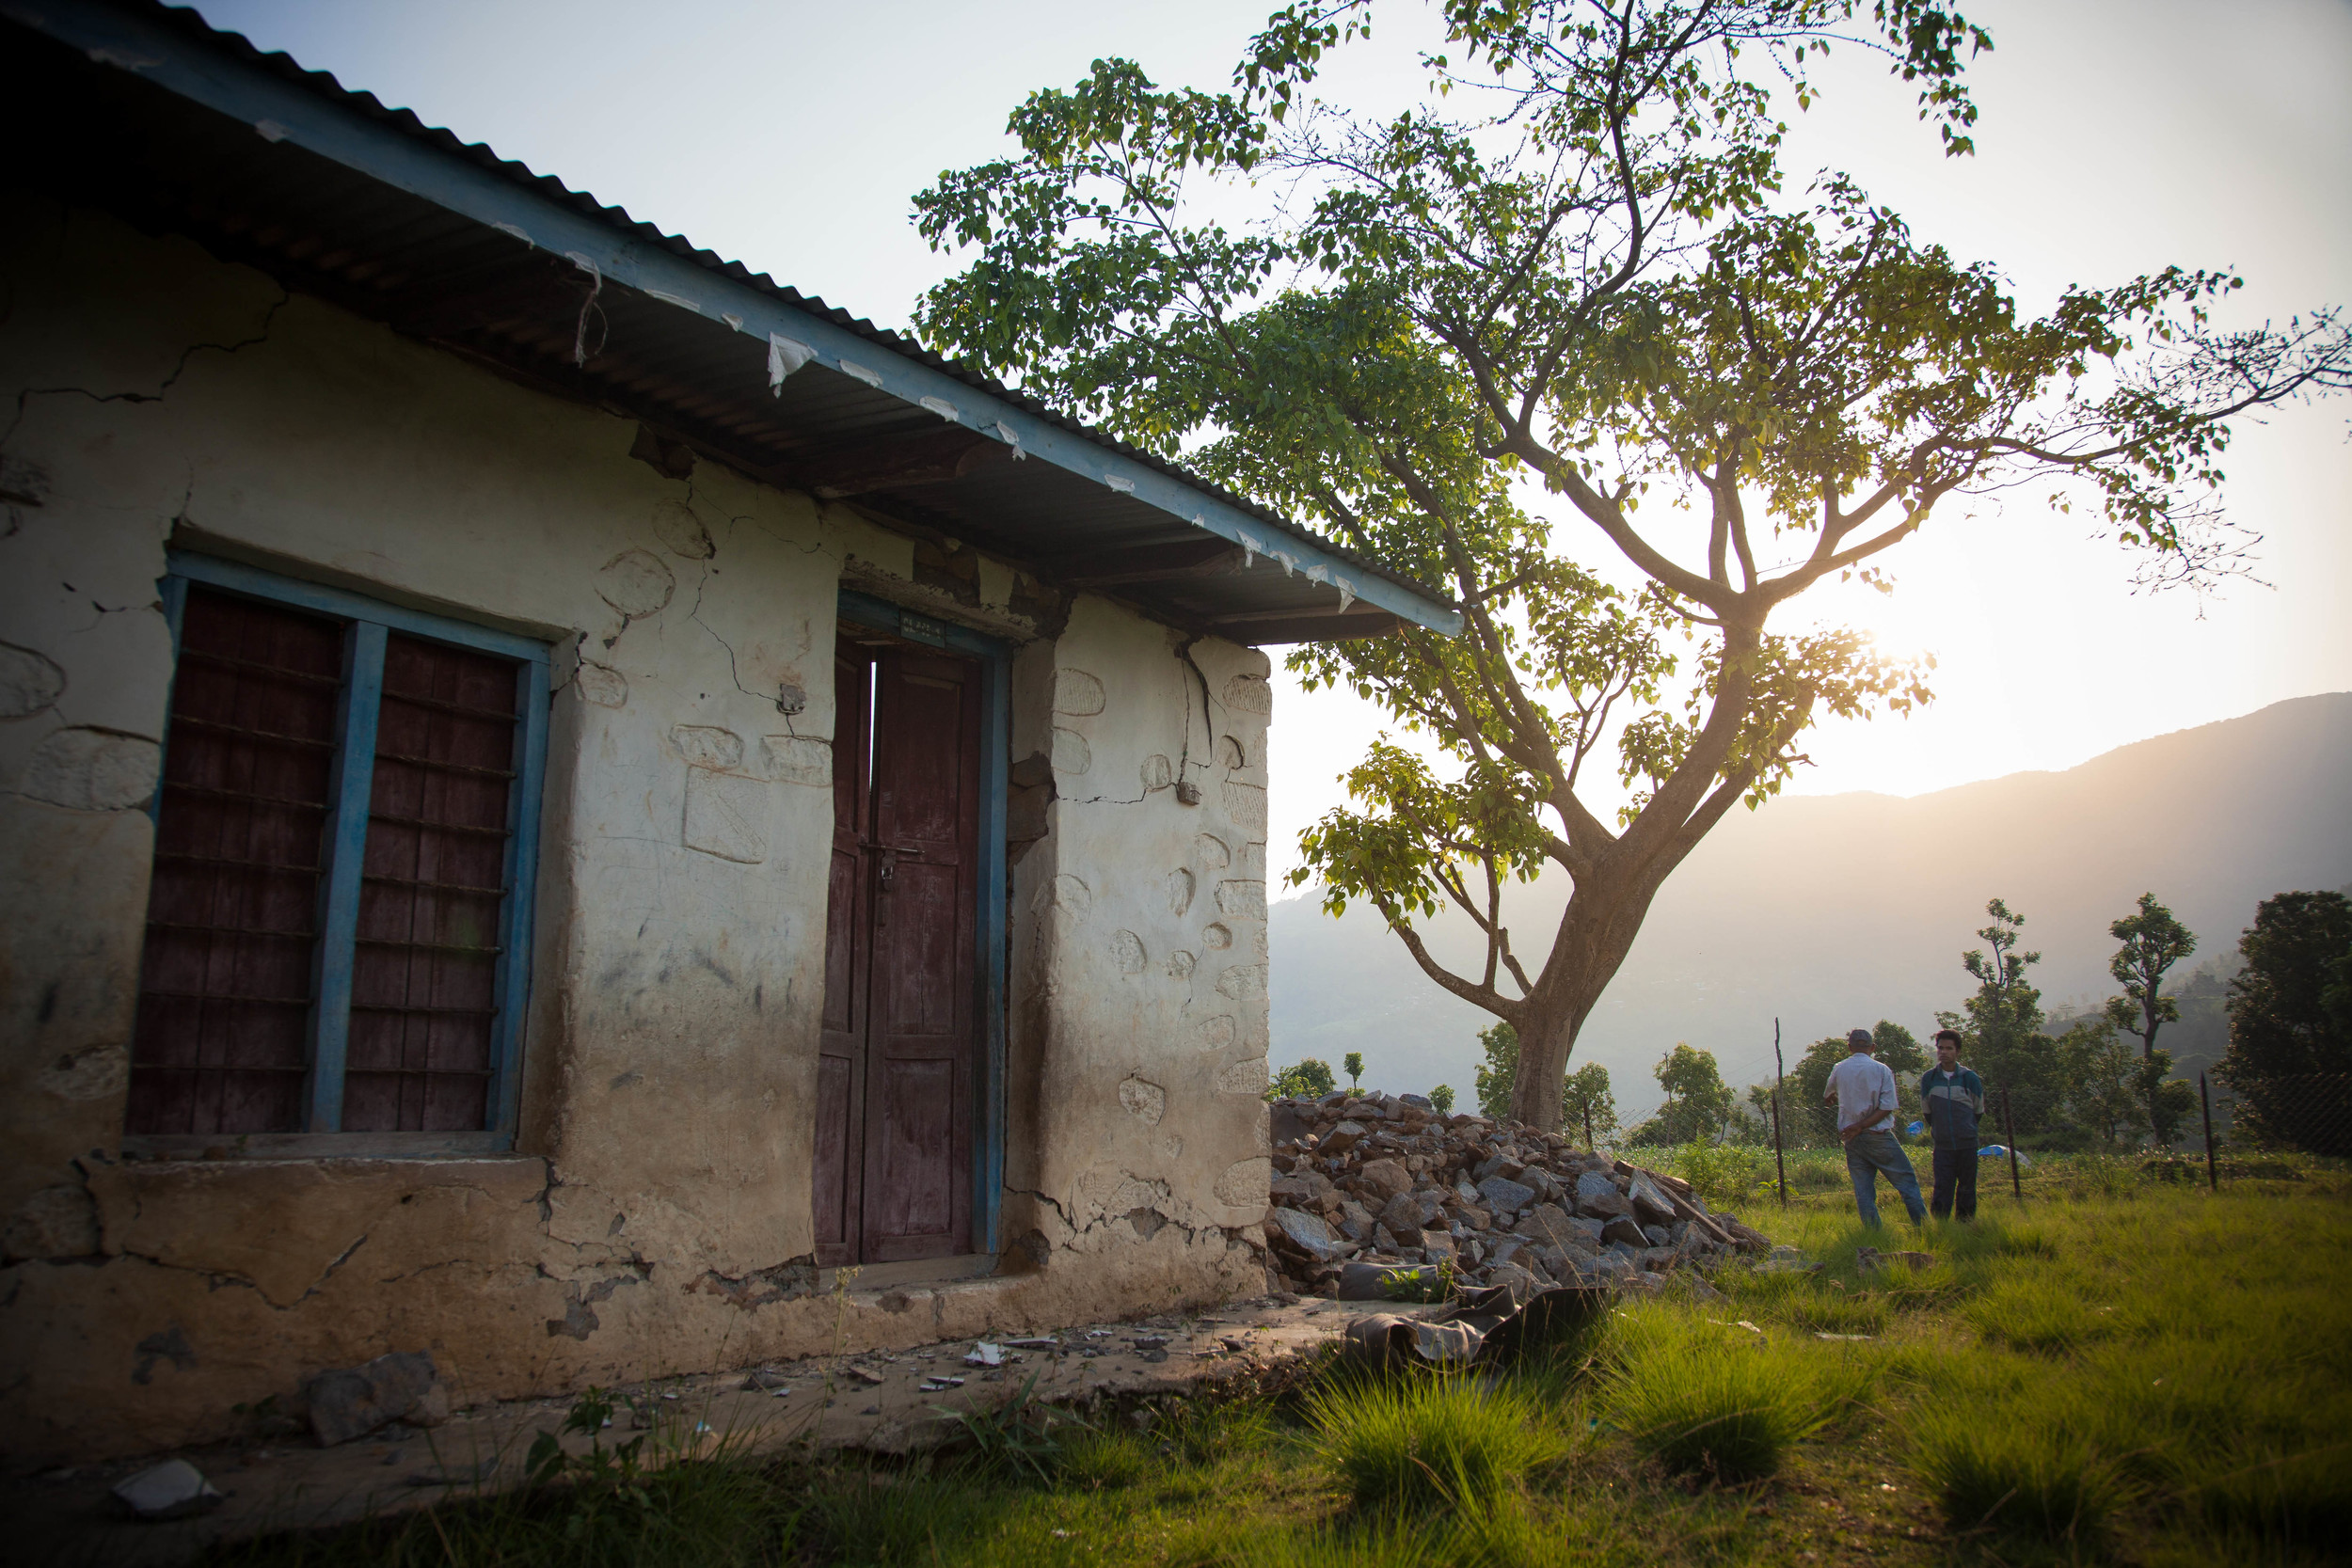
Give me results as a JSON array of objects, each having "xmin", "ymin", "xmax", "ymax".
[{"xmin": 1920, "ymin": 1028, "xmax": 1986, "ymax": 1221}]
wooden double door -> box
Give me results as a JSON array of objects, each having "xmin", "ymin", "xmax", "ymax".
[{"xmin": 814, "ymin": 635, "xmax": 983, "ymax": 1266}]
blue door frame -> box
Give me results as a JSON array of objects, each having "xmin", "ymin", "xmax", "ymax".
[{"xmin": 836, "ymin": 589, "xmax": 1009, "ymax": 1258}]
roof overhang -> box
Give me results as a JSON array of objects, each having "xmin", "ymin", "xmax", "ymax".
[{"xmin": 2, "ymin": 0, "xmax": 1462, "ymax": 646}]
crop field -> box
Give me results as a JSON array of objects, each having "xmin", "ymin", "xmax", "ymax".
[{"xmin": 215, "ymin": 1153, "xmax": 2350, "ymax": 1567}]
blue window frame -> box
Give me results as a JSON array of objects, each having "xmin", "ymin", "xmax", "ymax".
[
  {"xmin": 836, "ymin": 589, "xmax": 1009, "ymax": 1254},
  {"xmin": 129, "ymin": 551, "xmax": 548, "ymax": 1155}
]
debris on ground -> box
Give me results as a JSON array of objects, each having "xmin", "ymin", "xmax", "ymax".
[
  {"xmin": 1343, "ymin": 1282, "xmax": 1613, "ymax": 1370},
  {"xmin": 110, "ymin": 1459, "xmax": 224, "ymax": 1521},
  {"xmin": 1753, "ymin": 1244, "xmax": 1822, "ymax": 1274},
  {"xmin": 1263, "ymin": 1091, "xmax": 1772, "ymax": 1299},
  {"xmin": 1855, "ymin": 1245, "xmax": 1936, "ymax": 1273}
]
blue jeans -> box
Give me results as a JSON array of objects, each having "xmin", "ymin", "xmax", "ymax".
[
  {"xmin": 1931, "ymin": 1146, "xmax": 1979, "ymax": 1221},
  {"xmin": 1845, "ymin": 1131, "xmax": 1926, "ymax": 1226}
]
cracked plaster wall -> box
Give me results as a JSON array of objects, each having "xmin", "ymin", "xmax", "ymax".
[
  {"xmin": 0, "ymin": 200, "xmax": 1266, "ymax": 1461},
  {"xmin": 1002, "ymin": 597, "xmax": 1276, "ymax": 1272}
]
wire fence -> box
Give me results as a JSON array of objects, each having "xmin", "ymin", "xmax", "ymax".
[
  {"xmin": 2224, "ymin": 1072, "xmax": 2352, "ymax": 1161},
  {"xmin": 1742, "ymin": 1069, "xmax": 2352, "ymax": 1205}
]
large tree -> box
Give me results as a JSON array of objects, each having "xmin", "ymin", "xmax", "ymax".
[
  {"xmin": 1470, "ymin": 1020, "xmax": 1618, "ymax": 1140},
  {"xmin": 2222, "ymin": 892, "xmax": 2352, "ymax": 1153},
  {"xmin": 914, "ymin": 0, "xmax": 2351, "ymax": 1129}
]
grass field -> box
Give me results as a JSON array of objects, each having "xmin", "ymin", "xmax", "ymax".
[{"xmin": 214, "ymin": 1151, "xmax": 2352, "ymax": 1567}]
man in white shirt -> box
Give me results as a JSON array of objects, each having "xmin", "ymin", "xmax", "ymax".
[{"xmin": 1823, "ymin": 1027, "xmax": 1926, "ymax": 1227}]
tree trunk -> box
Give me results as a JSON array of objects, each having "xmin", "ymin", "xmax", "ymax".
[{"xmin": 1506, "ymin": 865, "xmax": 1667, "ymax": 1132}]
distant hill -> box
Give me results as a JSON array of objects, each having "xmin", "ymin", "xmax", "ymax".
[{"xmin": 1269, "ymin": 692, "xmax": 2352, "ymax": 1121}]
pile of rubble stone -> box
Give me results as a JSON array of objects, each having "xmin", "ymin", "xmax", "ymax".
[{"xmin": 1262, "ymin": 1091, "xmax": 1772, "ymax": 1299}]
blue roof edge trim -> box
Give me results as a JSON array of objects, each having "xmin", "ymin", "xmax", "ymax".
[{"xmin": 15, "ymin": 0, "xmax": 1462, "ymax": 639}]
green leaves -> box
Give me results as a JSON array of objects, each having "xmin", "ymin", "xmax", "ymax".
[{"xmin": 1294, "ymin": 739, "xmax": 1551, "ymax": 926}]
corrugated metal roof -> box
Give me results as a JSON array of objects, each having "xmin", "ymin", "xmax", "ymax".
[{"xmin": 5, "ymin": 0, "xmax": 1460, "ymax": 644}]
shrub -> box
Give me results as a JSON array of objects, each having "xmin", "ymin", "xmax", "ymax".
[
  {"xmin": 1306, "ymin": 1374, "xmax": 1565, "ymax": 1514},
  {"xmin": 1661, "ymin": 1141, "xmax": 1774, "ymax": 1209}
]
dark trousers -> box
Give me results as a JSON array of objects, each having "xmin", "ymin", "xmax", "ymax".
[{"xmin": 1931, "ymin": 1146, "xmax": 1979, "ymax": 1221}]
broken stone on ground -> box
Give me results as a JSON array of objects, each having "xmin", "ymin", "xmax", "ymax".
[
  {"xmin": 302, "ymin": 1351, "xmax": 450, "ymax": 1448},
  {"xmin": 1261, "ymin": 1091, "xmax": 1772, "ymax": 1301}
]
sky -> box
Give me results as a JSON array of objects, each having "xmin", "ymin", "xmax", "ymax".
[{"xmin": 190, "ymin": 0, "xmax": 2352, "ymax": 890}]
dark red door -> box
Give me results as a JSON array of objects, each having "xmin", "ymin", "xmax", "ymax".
[{"xmin": 816, "ymin": 636, "xmax": 982, "ymax": 1265}]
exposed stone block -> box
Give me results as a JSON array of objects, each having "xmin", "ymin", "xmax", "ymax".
[
  {"xmin": 4, "ymin": 1183, "xmax": 100, "ymax": 1260},
  {"xmin": 1118, "ymin": 1076, "xmax": 1167, "ymax": 1125},
  {"xmin": 650, "ymin": 498, "xmax": 713, "ymax": 558},
  {"xmin": 596, "ymin": 548, "xmax": 675, "ymax": 616},
  {"xmin": 683, "ymin": 768, "xmax": 768, "ymax": 863},
  {"xmin": 1051, "ymin": 668, "xmax": 1105, "ymax": 715},
  {"xmin": 0, "ymin": 641, "xmax": 66, "ymax": 718},
  {"xmin": 20, "ymin": 727, "xmax": 158, "ymax": 812}
]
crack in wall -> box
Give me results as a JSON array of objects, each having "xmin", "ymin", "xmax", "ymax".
[
  {"xmin": 299, "ymin": 1234, "xmax": 369, "ymax": 1302},
  {"xmin": 2, "ymin": 288, "xmax": 291, "ymax": 452}
]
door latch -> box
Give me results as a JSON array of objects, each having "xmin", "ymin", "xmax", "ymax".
[{"xmin": 872, "ymin": 843, "xmax": 927, "ymax": 889}]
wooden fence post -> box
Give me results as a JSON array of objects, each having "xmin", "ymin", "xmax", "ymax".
[
  {"xmin": 2002, "ymin": 1088, "xmax": 2024, "ymax": 1206},
  {"xmin": 1772, "ymin": 1018, "xmax": 1788, "ymax": 1208},
  {"xmin": 2201, "ymin": 1071, "xmax": 2219, "ymax": 1193}
]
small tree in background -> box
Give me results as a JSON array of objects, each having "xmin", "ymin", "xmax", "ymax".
[
  {"xmin": 1473, "ymin": 1022, "xmax": 1523, "ymax": 1120},
  {"xmin": 1343, "ymin": 1051, "xmax": 1365, "ymax": 1091},
  {"xmin": 1269, "ymin": 1057, "xmax": 1338, "ymax": 1101},
  {"xmin": 1564, "ymin": 1063, "xmax": 1620, "ymax": 1148},
  {"xmin": 2136, "ymin": 1054, "xmax": 2197, "ymax": 1147},
  {"xmin": 1429, "ymin": 1084, "xmax": 1455, "ymax": 1115},
  {"xmin": 1628, "ymin": 1044, "xmax": 1739, "ymax": 1147},
  {"xmin": 1941, "ymin": 899, "xmax": 2064, "ymax": 1130},
  {"xmin": 2093, "ymin": 895, "xmax": 2201, "ymax": 1146},
  {"xmin": 2058, "ymin": 1024, "xmax": 2149, "ymax": 1146},
  {"xmin": 2104, "ymin": 893, "xmax": 2198, "ymax": 1059}
]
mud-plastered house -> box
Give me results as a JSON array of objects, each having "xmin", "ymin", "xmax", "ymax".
[{"xmin": 0, "ymin": 0, "xmax": 1458, "ymax": 1459}]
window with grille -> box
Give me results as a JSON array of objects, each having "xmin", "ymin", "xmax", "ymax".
[{"xmin": 128, "ymin": 554, "xmax": 548, "ymax": 1151}]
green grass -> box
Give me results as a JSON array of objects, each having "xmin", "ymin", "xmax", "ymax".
[
  {"xmin": 210, "ymin": 1151, "xmax": 2352, "ymax": 1566},
  {"xmin": 1305, "ymin": 1373, "xmax": 1567, "ymax": 1513},
  {"xmin": 1599, "ymin": 1306, "xmax": 1862, "ymax": 1480}
]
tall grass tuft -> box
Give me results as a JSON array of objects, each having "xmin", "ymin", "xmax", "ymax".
[
  {"xmin": 1909, "ymin": 1412, "xmax": 2132, "ymax": 1545},
  {"xmin": 1601, "ymin": 1310, "xmax": 1859, "ymax": 1481},
  {"xmin": 1962, "ymin": 1275, "xmax": 2115, "ymax": 1353},
  {"xmin": 1305, "ymin": 1374, "xmax": 1565, "ymax": 1515},
  {"xmin": 2184, "ymin": 1442, "xmax": 2352, "ymax": 1546},
  {"xmin": 1202, "ymin": 1492, "xmax": 1551, "ymax": 1568},
  {"xmin": 1609, "ymin": 1354, "xmax": 1844, "ymax": 1485}
]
